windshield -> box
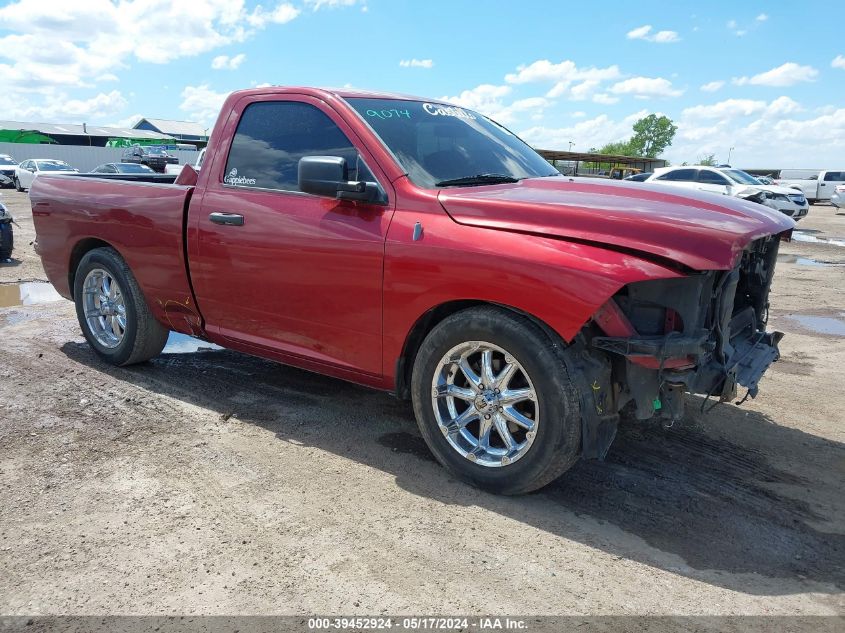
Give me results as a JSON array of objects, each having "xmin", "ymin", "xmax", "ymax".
[
  {"xmin": 344, "ymin": 98, "xmax": 557, "ymax": 188},
  {"xmin": 117, "ymin": 163, "xmax": 155, "ymax": 173},
  {"xmin": 143, "ymin": 147, "xmax": 169, "ymax": 156},
  {"xmin": 36, "ymin": 160, "xmax": 74, "ymax": 171},
  {"xmin": 720, "ymin": 169, "xmax": 761, "ymax": 185},
  {"xmin": 0, "ymin": 157, "xmax": 15, "ymax": 166}
]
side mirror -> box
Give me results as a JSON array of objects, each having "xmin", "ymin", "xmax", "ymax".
[{"xmin": 298, "ymin": 156, "xmax": 382, "ymax": 203}]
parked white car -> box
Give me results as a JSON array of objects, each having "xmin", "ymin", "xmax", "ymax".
[
  {"xmin": 775, "ymin": 170, "xmax": 845, "ymax": 203},
  {"xmin": 14, "ymin": 159, "xmax": 78, "ymax": 191},
  {"xmin": 164, "ymin": 148, "xmax": 206, "ymax": 176},
  {"xmin": 646, "ymin": 166, "xmax": 809, "ymax": 220},
  {"xmin": 831, "ymin": 185, "xmax": 845, "ymax": 209}
]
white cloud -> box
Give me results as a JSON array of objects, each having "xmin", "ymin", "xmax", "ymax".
[
  {"xmin": 211, "ymin": 53, "xmax": 246, "ymax": 70},
  {"xmin": 725, "ymin": 19, "xmax": 748, "ymax": 36},
  {"xmin": 626, "ymin": 25, "xmax": 651, "ymax": 40},
  {"xmin": 683, "ymin": 99, "xmax": 768, "ymax": 120},
  {"xmin": 652, "ymin": 30, "xmax": 681, "ymax": 43},
  {"xmin": 2, "ymin": 89, "xmax": 128, "ymax": 122},
  {"xmin": 592, "ymin": 93, "xmax": 619, "ymax": 105},
  {"xmin": 441, "ymin": 84, "xmax": 511, "ymax": 111},
  {"xmin": 669, "ymin": 103, "xmax": 845, "ymax": 167},
  {"xmin": 399, "ymin": 58, "xmax": 433, "ymax": 69},
  {"xmin": 247, "ymin": 3, "xmax": 299, "ymax": 27},
  {"xmin": 179, "ymin": 84, "xmax": 230, "ymax": 125},
  {"xmin": 700, "ymin": 81, "xmax": 725, "ymax": 92},
  {"xmin": 569, "ymin": 80, "xmax": 600, "ymax": 101},
  {"xmin": 439, "ymin": 84, "xmax": 550, "ymax": 125},
  {"xmin": 755, "ymin": 13, "xmax": 768, "ymax": 21},
  {"xmin": 0, "ymin": 0, "xmax": 299, "ymax": 123},
  {"xmin": 506, "ymin": 59, "xmax": 621, "ymax": 84},
  {"xmin": 108, "ymin": 113, "xmax": 144, "ymax": 129},
  {"xmin": 832, "ymin": 55, "xmax": 845, "ymax": 70},
  {"xmin": 733, "ymin": 62, "xmax": 818, "ymax": 87},
  {"xmin": 519, "ymin": 110, "xmax": 649, "ymax": 152},
  {"xmin": 305, "ymin": 0, "xmax": 361, "ymax": 9},
  {"xmin": 504, "ymin": 59, "xmax": 622, "ymax": 102},
  {"xmin": 626, "ymin": 24, "xmax": 680, "ymax": 43},
  {"xmin": 609, "ymin": 76, "xmax": 683, "ymax": 98}
]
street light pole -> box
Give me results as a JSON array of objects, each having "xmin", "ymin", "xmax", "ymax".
[
  {"xmin": 568, "ymin": 141, "xmax": 574, "ymax": 152},
  {"xmin": 727, "ymin": 146, "xmax": 735, "ymax": 165}
]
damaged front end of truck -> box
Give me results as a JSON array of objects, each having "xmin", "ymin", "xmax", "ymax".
[{"xmin": 567, "ymin": 234, "xmax": 786, "ymax": 459}]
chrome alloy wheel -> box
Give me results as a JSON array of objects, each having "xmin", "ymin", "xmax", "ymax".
[
  {"xmin": 82, "ymin": 268, "xmax": 127, "ymax": 349},
  {"xmin": 431, "ymin": 341, "xmax": 539, "ymax": 467}
]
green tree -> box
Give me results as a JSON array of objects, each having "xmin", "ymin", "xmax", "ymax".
[
  {"xmin": 594, "ymin": 140, "xmax": 637, "ymax": 156},
  {"xmin": 697, "ymin": 153, "xmax": 717, "ymax": 166},
  {"xmin": 629, "ymin": 114, "xmax": 678, "ymax": 157}
]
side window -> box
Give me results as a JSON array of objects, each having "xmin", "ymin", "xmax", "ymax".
[
  {"xmin": 657, "ymin": 168, "xmax": 697, "ymax": 182},
  {"xmin": 823, "ymin": 171, "xmax": 844, "ymax": 181},
  {"xmin": 697, "ymin": 170, "xmax": 730, "ymax": 185},
  {"xmin": 224, "ymin": 100, "xmax": 373, "ymax": 192}
]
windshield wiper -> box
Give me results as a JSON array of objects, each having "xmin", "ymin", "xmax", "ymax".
[{"xmin": 435, "ymin": 173, "xmax": 521, "ymax": 187}]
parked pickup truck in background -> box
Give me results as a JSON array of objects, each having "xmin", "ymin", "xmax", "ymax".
[
  {"xmin": 775, "ymin": 170, "xmax": 845, "ymax": 203},
  {"xmin": 120, "ymin": 145, "xmax": 179, "ymax": 173},
  {"xmin": 30, "ymin": 87, "xmax": 794, "ymax": 494}
]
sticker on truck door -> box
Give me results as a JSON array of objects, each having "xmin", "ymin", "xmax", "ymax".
[{"xmin": 224, "ymin": 168, "xmax": 256, "ymax": 186}]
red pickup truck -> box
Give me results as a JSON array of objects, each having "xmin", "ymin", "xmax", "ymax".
[{"xmin": 31, "ymin": 87, "xmax": 793, "ymax": 494}]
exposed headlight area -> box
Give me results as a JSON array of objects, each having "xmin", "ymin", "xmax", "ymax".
[{"xmin": 582, "ymin": 235, "xmax": 783, "ymax": 437}]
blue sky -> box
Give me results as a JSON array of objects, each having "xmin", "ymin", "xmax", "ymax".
[{"xmin": 1, "ymin": 0, "xmax": 843, "ymax": 167}]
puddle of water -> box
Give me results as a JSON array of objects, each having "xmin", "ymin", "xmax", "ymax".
[
  {"xmin": 0, "ymin": 282, "xmax": 64, "ymax": 307},
  {"xmin": 791, "ymin": 231, "xmax": 845, "ymax": 248},
  {"xmin": 776, "ymin": 254, "xmax": 839, "ymax": 267},
  {"xmin": 785, "ymin": 315, "xmax": 845, "ymax": 336},
  {"xmin": 163, "ymin": 331, "xmax": 223, "ymax": 354}
]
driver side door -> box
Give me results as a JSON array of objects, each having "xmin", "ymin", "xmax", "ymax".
[{"xmin": 189, "ymin": 95, "xmax": 395, "ymax": 378}]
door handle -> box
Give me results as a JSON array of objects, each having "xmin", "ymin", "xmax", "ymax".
[{"xmin": 209, "ymin": 212, "xmax": 244, "ymax": 226}]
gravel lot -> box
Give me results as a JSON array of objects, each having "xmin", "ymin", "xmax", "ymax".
[{"xmin": 0, "ymin": 189, "xmax": 843, "ymax": 616}]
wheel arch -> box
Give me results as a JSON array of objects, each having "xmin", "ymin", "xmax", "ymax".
[
  {"xmin": 68, "ymin": 238, "xmax": 118, "ymax": 293},
  {"xmin": 394, "ymin": 299, "xmax": 567, "ymax": 400}
]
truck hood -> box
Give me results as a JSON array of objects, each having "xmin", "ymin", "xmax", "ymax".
[{"xmin": 437, "ymin": 176, "xmax": 794, "ymax": 271}]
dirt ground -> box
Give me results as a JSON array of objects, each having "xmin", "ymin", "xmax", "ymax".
[{"xmin": 0, "ymin": 189, "xmax": 843, "ymax": 616}]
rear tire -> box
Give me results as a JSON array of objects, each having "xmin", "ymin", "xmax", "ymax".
[
  {"xmin": 14, "ymin": 177, "xmax": 23, "ymax": 192},
  {"xmin": 73, "ymin": 247, "xmax": 168, "ymax": 366},
  {"xmin": 411, "ymin": 306, "xmax": 581, "ymax": 495}
]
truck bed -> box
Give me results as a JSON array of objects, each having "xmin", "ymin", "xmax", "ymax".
[{"xmin": 31, "ymin": 175, "xmax": 201, "ymax": 334}]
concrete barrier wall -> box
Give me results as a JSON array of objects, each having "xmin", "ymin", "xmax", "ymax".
[{"xmin": 0, "ymin": 143, "xmax": 200, "ymax": 173}]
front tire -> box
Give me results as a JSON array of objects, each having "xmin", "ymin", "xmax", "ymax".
[
  {"xmin": 14, "ymin": 177, "xmax": 23, "ymax": 192},
  {"xmin": 73, "ymin": 247, "xmax": 168, "ymax": 366},
  {"xmin": 411, "ymin": 306, "xmax": 581, "ymax": 495}
]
